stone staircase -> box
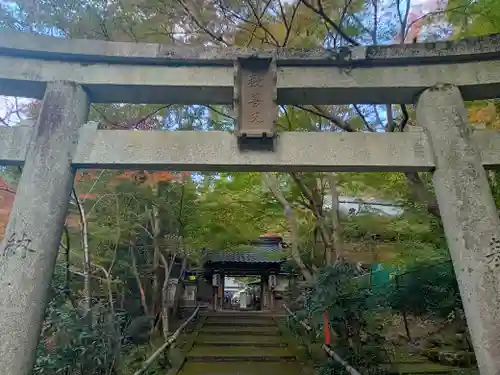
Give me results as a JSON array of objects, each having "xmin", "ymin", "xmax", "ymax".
[{"xmin": 176, "ymin": 311, "xmax": 311, "ymax": 375}]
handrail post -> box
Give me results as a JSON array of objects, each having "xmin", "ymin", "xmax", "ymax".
[
  {"xmin": 283, "ymin": 303, "xmax": 360, "ymax": 375},
  {"xmin": 323, "ymin": 311, "xmax": 330, "ymax": 346}
]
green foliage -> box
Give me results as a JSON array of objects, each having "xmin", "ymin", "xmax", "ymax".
[
  {"xmin": 299, "ymin": 264, "xmax": 390, "ymax": 371},
  {"xmin": 342, "ymin": 212, "xmax": 441, "ymax": 244},
  {"xmin": 0, "ymin": 166, "xmax": 21, "ymax": 186},
  {"xmin": 293, "ymin": 258, "xmax": 464, "ymax": 372},
  {"xmin": 186, "ymin": 173, "xmax": 286, "ymax": 252},
  {"xmin": 341, "ymin": 209, "xmax": 447, "ymax": 268},
  {"xmin": 447, "ymin": 0, "xmax": 500, "ymax": 37},
  {"xmin": 34, "ymin": 268, "xmax": 124, "ymax": 375},
  {"xmin": 121, "ymin": 345, "xmax": 166, "ymax": 375},
  {"xmin": 388, "ymin": 261, "xmax": 462, "ymax": 319}
]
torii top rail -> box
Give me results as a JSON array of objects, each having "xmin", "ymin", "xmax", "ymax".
[
  {"xmin": 0, "ymin": 31, "xmax": 500, "ymax": 105},
  {"xmin": 1, "ymin": 31, "xmax": 500, "ymax": 172}
]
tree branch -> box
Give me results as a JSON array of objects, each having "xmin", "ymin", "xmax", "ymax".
[
  {"xmin": 299, "ymin": 0, "xmax": 360, "ymax": 46},
  {"xmin": 0, "ymin": 187, "xmax": 16, "ymax": 195},
  {"xmin": 295, "ymin": 105, "xmax": 355, "ymax": 132},
  {"xmin": 353, "ymin": 105, "xmax": 375, "ymax": 132},
  {"xmin": 245, "ymin": 0, "xmax": 281, "ymax": 46},
  {"xmin": 404, "ymin": 172, "xmax": 441, "ymax": 218},
  {"xmin": 175, "ymin": 0, "xmax": 230, "ymax": 46}
]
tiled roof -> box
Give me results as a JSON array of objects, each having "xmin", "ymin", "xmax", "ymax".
[{"xmin": 203, "ymin": 236, "xmax": 286, "ymax": 264}]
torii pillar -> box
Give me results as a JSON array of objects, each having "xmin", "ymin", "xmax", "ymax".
[
  {"xmin": 0, "ymin": 81, "xmax": 89, "ymax": 375},
  {"xmin": 416, "ymin": 84, "xmax": 500, "ymax": 375}
]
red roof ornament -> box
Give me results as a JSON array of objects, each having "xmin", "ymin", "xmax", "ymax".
[{"xmin": 263, "ymin": 232, "xmax": 280, "ymax": 237}]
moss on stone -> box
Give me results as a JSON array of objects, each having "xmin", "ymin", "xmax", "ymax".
[
  {"xmin": 179, "ymin": 362, "xmax": 306, "ymax": 375},
  {"xmin": 188, "ymin": 346, "xmax": 292, "ymax": 357},
  {"xmin": 196, "ymin": 334, "xmax": 283, "ymax": 344},
  {"xmin": 381, "ymin": 362, "xmax": 460, "ymax": 374},
  {"xmin": 200, "ymin": 325, "xmax": 280, "ymax": 335}
]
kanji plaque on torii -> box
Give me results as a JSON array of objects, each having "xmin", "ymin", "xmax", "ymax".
[{"xmin": 234, "ymin": 56, "xmax": 277, "ymax": 148}]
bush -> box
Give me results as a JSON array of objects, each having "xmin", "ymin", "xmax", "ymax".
[
  {"xmin": 388, "ymin": 261, "xmax": 462, "ymax": 318},
  {"xmin": 292, "ymin": 260, "xmax": 466, "ymax": 374},
  {"xmin": 34, "ymin": 268, "xmax": 124, "ymax": 375},
  {"xmin": 300, "ymin": 263, "xmax": 390, "ymax": 371}
]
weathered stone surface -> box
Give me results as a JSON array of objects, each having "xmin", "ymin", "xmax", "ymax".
[
  {"xmin": 0, "ymin": 30, "xmax": 499, "ymax": 66},
  {"xmin": 0, "ymin": 81, "xmax": 88, "ymax": 375},
  {"xmin": 0, "ymin": 127, "xmax": 435, "ymax": 172},
  {"xmin": 5, "ymin": 125, "xmax": 500, "ymax": 171},
  {"xmin": 0, "ymin": 54, "xmax": 499, "ymax": 104},
  {"xmin": 416, "ymin": 84, "xmax": 500, "ymax": 375},
  {"xmin": 234, "ymin": 58, "xmax": 277, "ymax": 138},
  {"xmin": 0, "ymin": 125, "xmax": 32, "ymax": 165}
]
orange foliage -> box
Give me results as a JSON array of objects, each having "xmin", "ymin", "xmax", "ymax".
[
  {"xmin": 263, "ymin": 232, "xmax": 281, "ymax": 237},
  {"xmin": 468, "ymin": 103, "xmax": 498, "ymax": 127},
  {"xmin": 0, "ymin": 177, "xmax": 15, "ymax": 240},
  {"xmin": 79, "ymin": 193, "xmax": 98, "ymax": 200},
  {"xmin": 74, "ymin": 170, "xmax": 99, "ymax": 184},
  {"xmin": 399, "ymin": 0, "xmax": 448, "ymax": 43},
  {"xmin": 115, "ymin": 170, "xmax": 188, "ymax": 187},
  {"xmin": 116, "ymin": 171, "xmax": 137, "ymax": 180},
  {"xmin": 406, "ymin": 10, "xmax": 423, "ymax": 42},
  {"xmin": 71, "ymin": 170, "xmax": 191, "ymax": 203}
]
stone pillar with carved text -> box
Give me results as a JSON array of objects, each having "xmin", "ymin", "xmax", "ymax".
[
  {"xmin": 0, "ymin": 81, "xmax": 89, "ymax": 375},
  {"xmin": 416, "ymin": 84, "xmax": 500, "ymax": 375}
]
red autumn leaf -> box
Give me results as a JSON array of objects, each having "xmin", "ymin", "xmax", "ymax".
[
  {"xmin": 116, "ymin": 171, "xmax": 138, "ymax": 180},
  {"xmin": 79, "ymin": 193, "xmax": 98, "ymax": 200}
]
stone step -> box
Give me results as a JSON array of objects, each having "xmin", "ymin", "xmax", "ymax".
[
  {"xmin": 195, "ymin": 341, "xmax": 287, "ymax": 347},
  {"xmin": 196, "ymin": 334, "xmax": 285, "ymax": 346},
  {"xmin": 380, "ymin": 362, "xmax": 460, "ymax": 374},
  {"xmin": 186, "ymin": 345, "xmax": 296, "ymax": 362},
  {"xmin": 199, "ymin": 326, "xmax": 280, "ymax": 336},
  {"xmin": 202, "ymin": 311, "xmax": 281, "ymax": 319},
  {"xmin": 203, "ymin": 319, "xmax": 276, "ymax": 327},
  {"xmin": 178, "ymin": 361, "xmax": 309, "ymax": 375}
]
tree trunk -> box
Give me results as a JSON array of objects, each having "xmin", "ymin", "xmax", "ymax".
[
  {"xmin": 328, "ymin": 174, "xmax": 343, "ymax": 263},
  {"xmin": 150, "ymin": 184, "xmax": 162, "ymax": 324},
  {"xmin": 290, "ymin": 173, "xmax": 337, "ymax": 265},
  {"xmin": 404, "ymin": 172, "xmax": 441, "ymax": 218},
  {"xmin": 159, "ymin": 251, "xmax": 176, "ymax": 340},
  {"xmin": 262, "ymin": 173, "xmax": 313, "ymax": 283},
  {"xmin": 129, "ymin": 242, "xmax": 149, "ymax": 316},
  {"xmin": 73, "ymin": 189, "xmax": 92, "ymax": 325},
  {"xmin": 94, "ymin": 264, "xmax": 121, "ymax": 368},
  {"xmin": 172, "ymin": 257, "xmax": 188, "ymax": 317}
]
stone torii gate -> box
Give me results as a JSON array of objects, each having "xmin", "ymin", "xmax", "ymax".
[{"xmin": 1, "ymin": 30, "xmax": 500, "ymax": 375}]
